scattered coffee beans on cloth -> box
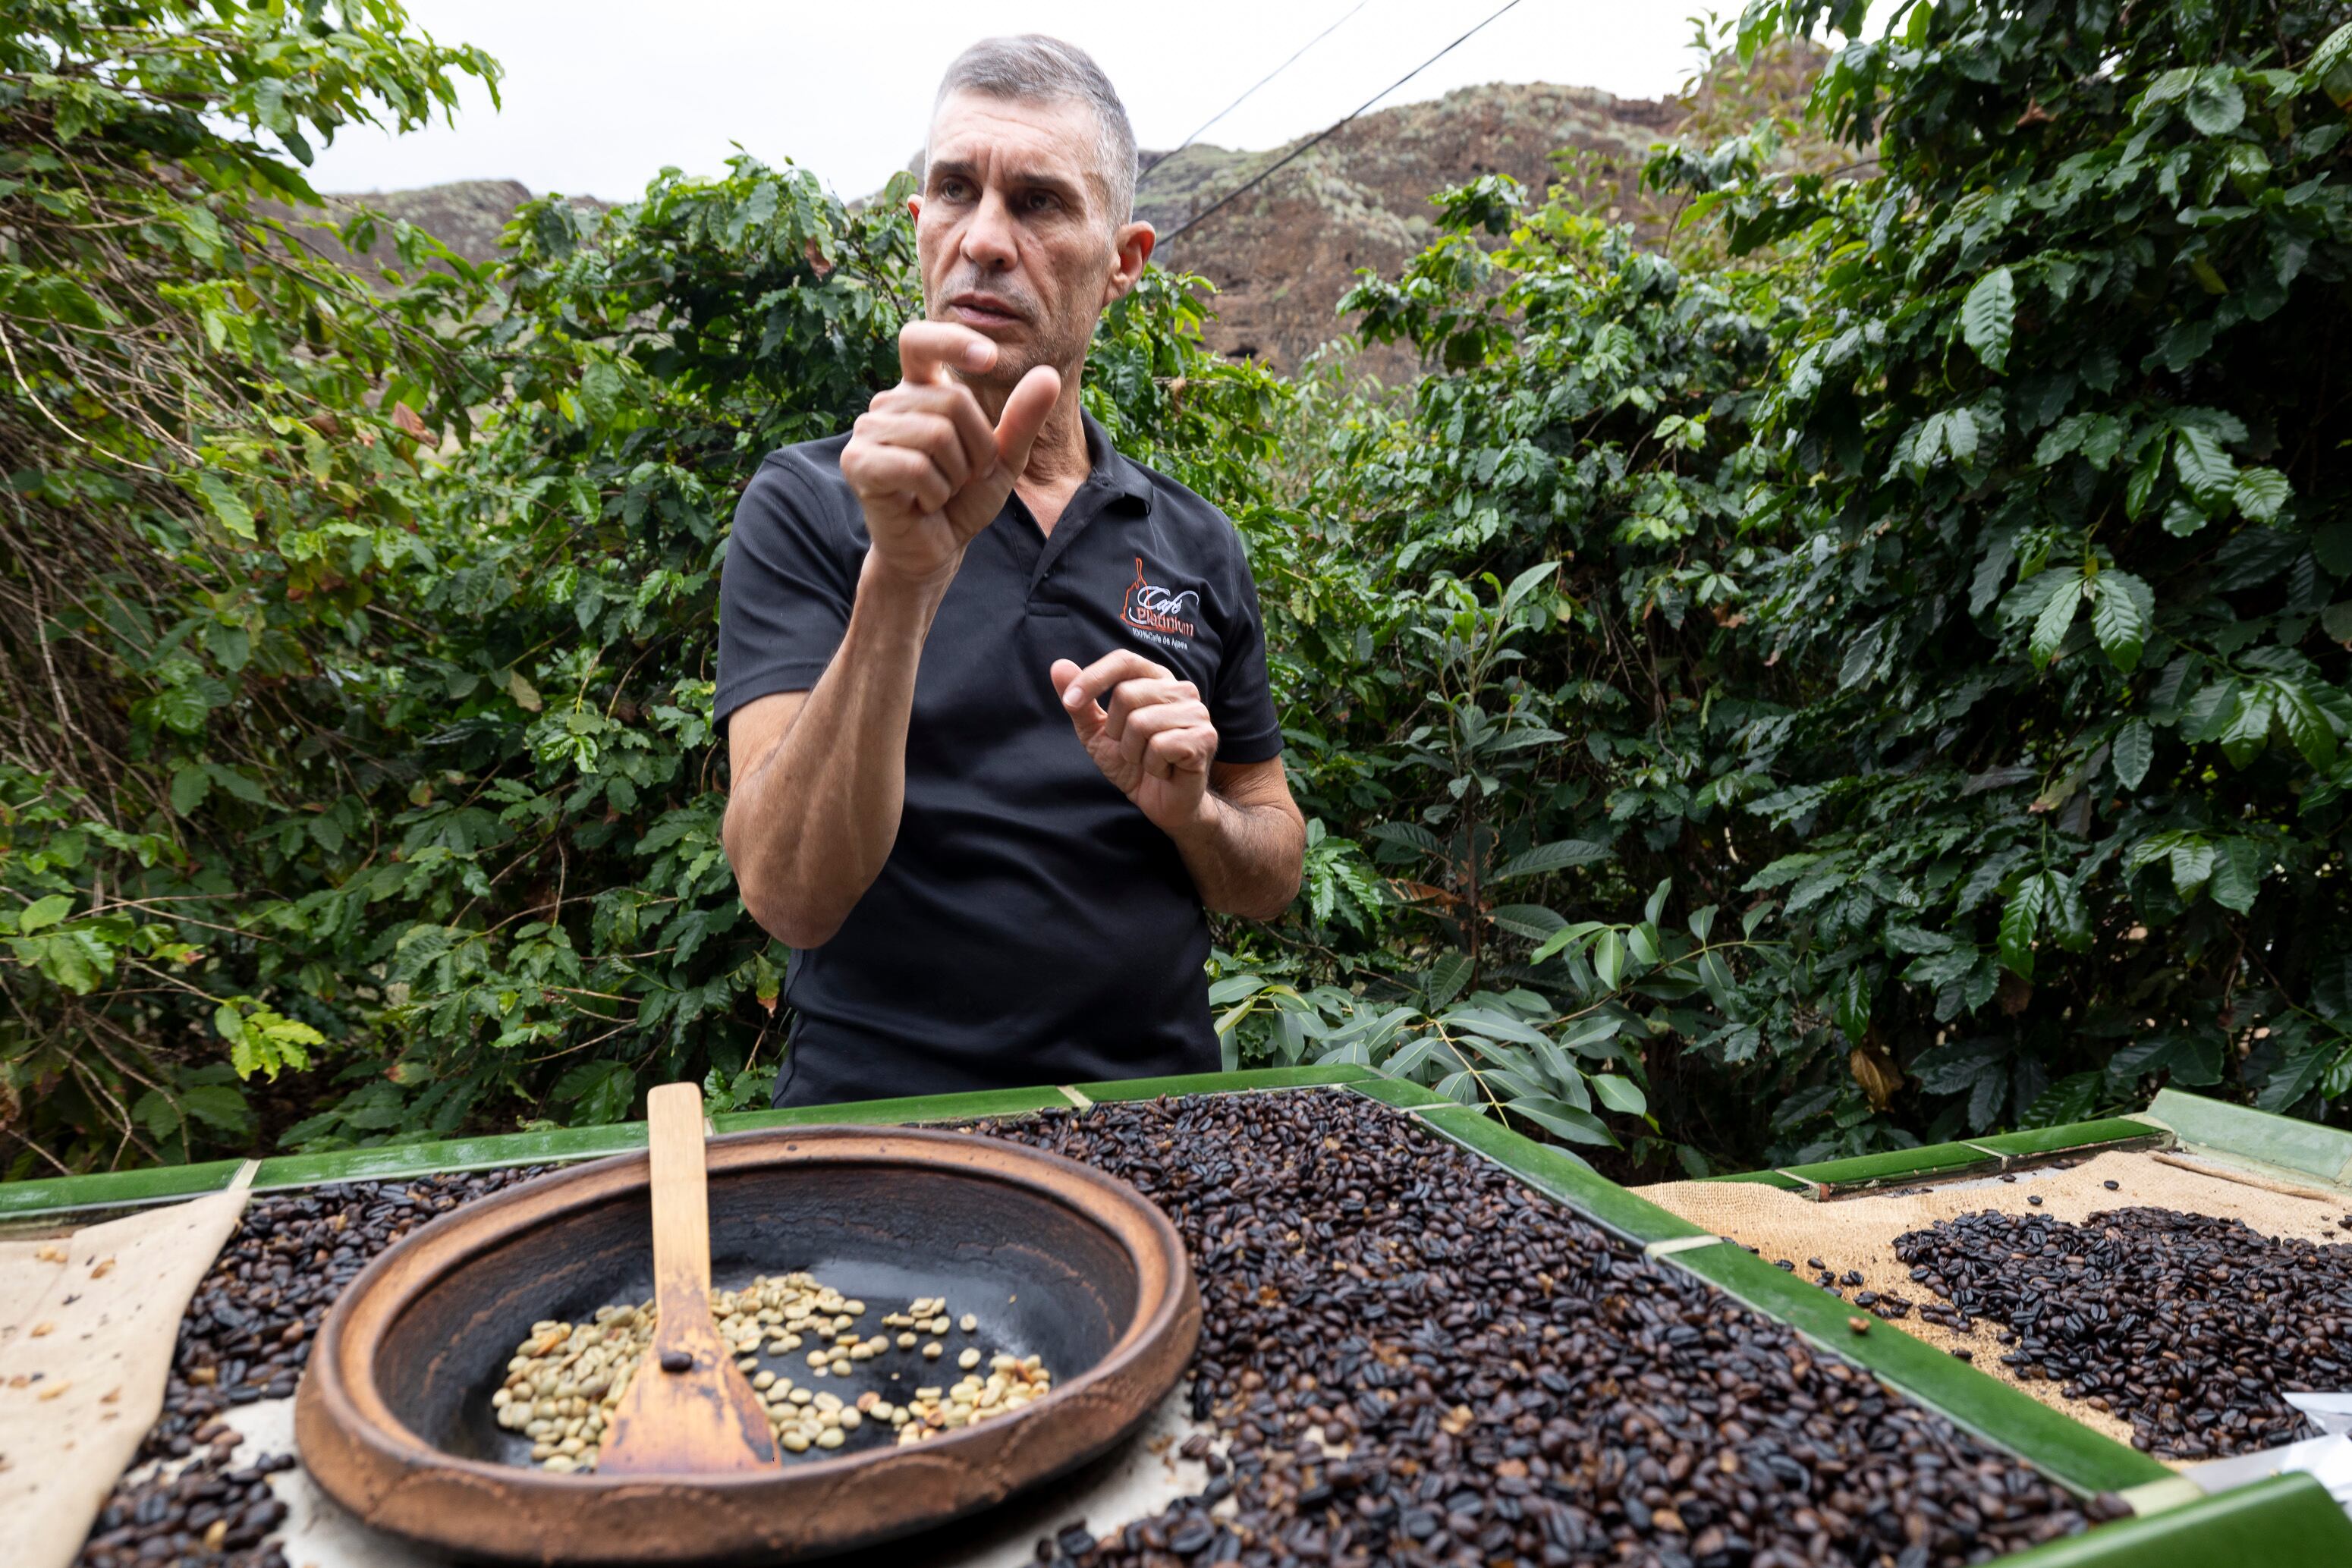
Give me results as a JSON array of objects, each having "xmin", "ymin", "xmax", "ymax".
[
  {"xmin": 1893, "ymin": 1205, "xmax": 2352, "ymax": 1459},
  {"xmin": 145, "ymin": 1168, "xmax": 546, "ymax": 1462},
  {"xmin": 78, "ymin": 1101, "xmax": 2142, "ymax": 1568},
  {"xmin": 76, "ymin": 1171, "xmax": 542, "ymax": 1568},
  {"xmin": 73, "ymin": 1450, "xmax": 298, "ymax": 1568},
  {"xmin": 973, "ymin": 1092, "xmax": 2123, "ymax": 1567}
]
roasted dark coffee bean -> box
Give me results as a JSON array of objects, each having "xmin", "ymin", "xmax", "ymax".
[
  {"xmin": 2027, "ymin": 1194, "xmax": 2044, "ymax": 1206},
  {"xmin": 980, "ymin": 1091, "xmax": 2113, "ymax": 1566},
  {"xmin": 1894, "ymin": 1205, "xmax": 2352, "ymax": 1460},
  {"xmin": 76, "ymin": 1168, "xmax": 545, "ymax": 1568},
  {"xmin": 72, "ymin": 1451, "xmax": 291, "ymax": 1568},
  {"xmin": 2104, "ymin": 1180, "xmax": 2121, "ymax": 1192},
  {"xmin": 143, "ymin": 1167, "xmax": 545, "ymax": 1464}
]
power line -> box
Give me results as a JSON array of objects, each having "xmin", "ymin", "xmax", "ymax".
[
  {"xmin": 1138, "ymin": 0, "xmax": 1375, "ymax": 184},
  {"xmin": 1157, "ymin": 0, "xmax": 1528, "ymax": 247}
]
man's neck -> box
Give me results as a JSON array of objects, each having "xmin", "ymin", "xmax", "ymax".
[{"xmin": 1007, "ymin": 372, "xmax": 1092, "ymax": 535}]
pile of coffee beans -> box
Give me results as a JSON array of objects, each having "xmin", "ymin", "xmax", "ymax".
[
  {"xmin": 973, "ymin": 1092, "xmax": 2119, "ymax": 1567},
  {"xmin": 141, "ymin": 1168, "xmax": 544, "ymax": 1460},
  {"xmin": 492, "ymin": 1275, "xmax": 1054, "ymax": 1469},
  {"xmin": 74, "ymin": 1449, "xmax": 297, "ymax": 1568},
  {"xmin": 76, "ymin": 1170, "xmax": 542, "ymax": 1568},
  {"xmin": 1893, "ymin": 1206, "xmax": 2352, "ymax": 1459},
  {"xmin": 79, "ymin": 1105, "xmax": 2140, "ymax": 1568}
]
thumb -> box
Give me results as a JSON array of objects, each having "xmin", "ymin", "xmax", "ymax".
[
  {"xmin": 1049, "ymin": 657, "xmax": 1103, "ymax": 740},
  {"xmin": 992, "ymin": 364, "xmax": 1061, "ymax": 478}
]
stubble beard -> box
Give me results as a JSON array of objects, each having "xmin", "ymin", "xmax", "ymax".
[{"xmin": 929, "ymin": 272, "xmax": 1087, "ymax": 391}]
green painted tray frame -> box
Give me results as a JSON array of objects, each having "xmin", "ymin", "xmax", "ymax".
[{"xmin": 6, "ymin": 1070, "xmax": 2348, "ymax": 1563}]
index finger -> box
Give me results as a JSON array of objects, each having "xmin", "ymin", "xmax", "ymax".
[
  {"xmin": 898, "ymin": 320, "xmax": 998, "ymax": 386},
  {"xmin": 1059, "ymin": 649, "xmax": 1172, "ymax": 715}
]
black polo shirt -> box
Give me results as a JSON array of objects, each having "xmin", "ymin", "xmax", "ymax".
[{"xmin": 715, "ymin": 407, "xmax": 1281, "ymax": 1108}]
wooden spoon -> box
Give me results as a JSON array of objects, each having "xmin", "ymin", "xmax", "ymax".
[{"xmin": 599, "ymin": 1082, "xmax": 779, "ymax": 1474}]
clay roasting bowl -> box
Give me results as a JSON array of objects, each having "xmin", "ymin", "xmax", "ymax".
[{"xmin": 295, "ymin": 1124, "xmax": 1200, "ymax": 1565}]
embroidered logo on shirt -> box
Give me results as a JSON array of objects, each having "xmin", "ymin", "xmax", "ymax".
[{"xmin": 1122, "ymin": 558, "xmax": 1200, "ymax": 643}]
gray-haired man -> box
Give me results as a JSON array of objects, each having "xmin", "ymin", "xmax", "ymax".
[{"xmin": 717, "ymin": 36, "xmax": 1305, "ymax": 1107}]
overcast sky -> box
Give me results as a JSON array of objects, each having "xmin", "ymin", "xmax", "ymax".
[{"xmin": 304, "ymin": 2, "xmax": 1859, "ymax": 203}]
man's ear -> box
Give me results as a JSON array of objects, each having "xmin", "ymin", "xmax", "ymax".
[
  {"xmin": 1103, "ymin": 219, "xmax": 1156, "ymax": 306},
  {"xmin": 907, "ymin": 193, "xmax": 923, "ymax": 222}
]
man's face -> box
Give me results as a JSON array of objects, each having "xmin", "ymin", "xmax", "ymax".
[{"xmin": 912, "ymin": 91, "xmax": 1147, "ymax": 391}]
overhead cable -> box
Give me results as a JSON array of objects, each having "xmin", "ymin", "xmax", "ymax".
[
  {"xmin": 1137, "ymin": 0, "xmax": 1376, "ymax": 183},
  {"xmin": 1157, "ymin": 0, "xmax": 1529, "ymax": 246}
]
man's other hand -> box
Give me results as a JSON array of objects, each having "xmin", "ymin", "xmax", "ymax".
[
  {"xmin": 841, "ymin": 321, "xmax": 1058, "ymax": 589},
  {"xmin": 1050, "ymin": 650, "xmax": 1218, "ymax": 834}
]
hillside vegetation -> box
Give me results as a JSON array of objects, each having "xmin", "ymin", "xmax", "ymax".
[{"xmin": 4, "ymin": 0, "xmax": 2350, "ymax": 1178}]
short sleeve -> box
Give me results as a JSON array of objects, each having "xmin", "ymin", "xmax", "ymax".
[
  {"xmin": 1210, "ymin": 550, "xmax": 1282, "ymax": 764},
  {"xmin": 715, "ymin": 459, "xmax": 859, "ymax": 734}
]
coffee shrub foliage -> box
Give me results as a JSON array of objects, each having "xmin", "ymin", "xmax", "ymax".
[{"xmin": 4, "ymin": 0, "xmax": 2349, "ymax": 1175}]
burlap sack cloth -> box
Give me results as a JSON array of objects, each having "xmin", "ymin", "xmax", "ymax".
[
  {"xmin": 1639, "ymin": 1149, "xmax": 2352, "ymax": 1450},
  {"xmin": 1, "ymin": 1165, "xmax": 253, "ymax": 1568}
]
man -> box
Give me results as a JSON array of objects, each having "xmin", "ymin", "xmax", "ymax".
[{"xmin": 717, "ymin": 35, "xmax": 1306, "ymax": 1108}]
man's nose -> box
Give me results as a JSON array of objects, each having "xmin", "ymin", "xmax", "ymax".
[{"xmin": 959, "ymin": 187, "xmax": 1019, "ymax": 270}]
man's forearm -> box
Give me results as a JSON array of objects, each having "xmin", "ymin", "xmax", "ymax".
[
  {"xmin": 724, "ymin": 555, "xmax": 948, "ymax": 947},
  {"xmin": 1165, "ymin": 790, "xmax": 1305, "ymax": 922}
]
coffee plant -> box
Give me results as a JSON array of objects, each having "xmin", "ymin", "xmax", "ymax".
[{"xmin": 8, "ymin": 0, "xmax": 2352, "ymax": 1176}]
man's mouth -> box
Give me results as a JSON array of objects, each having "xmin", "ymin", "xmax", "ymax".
[{"xmin": 947, "ymin": 293, "xmax": 1025, "ymax": 328}]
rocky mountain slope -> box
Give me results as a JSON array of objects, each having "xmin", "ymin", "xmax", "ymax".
[{"xmin": 313, "ymin": 52, "xmax": 1826, "ymax": 381}]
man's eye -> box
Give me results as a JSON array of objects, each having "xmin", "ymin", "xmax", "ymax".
[{"xmin": 1025, "ymin": 191, "xmax": 1060, "ymax": 212}]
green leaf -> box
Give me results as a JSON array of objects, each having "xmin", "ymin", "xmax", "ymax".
[
  {"xmin": 2127, "ymin": 432, "xmax": 2171, "ymax": 517},
  {"xmin": 2184, "ymin": 70, "xmax": 2247, "ymax": 137},
  {"xmin": 2209, "ymin": 836, "xmax": 2265, "ymax": 914},
  {"xmin": 2089, "ymin": 570, "xmax": 2154, "ymax": 673},
  {"xmin": 1593, "ymin": 928, "xmax": 1624, "ymax": 989},
  {"xmin": 1589, "ymin": 1073, "xmax": 1647, "ymax": 1115},
  {"xmin": 1489, "ymin": 903, "xmax": 1566, "ymax": 940},
  {"xmin": 193, "ymin": 472, "xmax": 257, "ymax": 540},
  {"xmin": 17, "ymin": 894, "xmax": 72, "ymax": 933},
  {"xmin": 1913, "ymin": 1036, "xmax": 2007, "ymax": 1095},
  {"xmin": 1423, "ymin": 951, "xmax": 1473, "ymax": 1010},
  {"xmin": 170, "ymin": 763, "xmax": 212, "ymax": 814},
  {"xmin": 2220, "ymin": 685, "xmax": 2276, "ymax": 768},
  {"xmin": 2172, "ymin": 423, "xmax": 2236, "ymax": 504},
  {"xmin": 1528, "ymin": 919, "xmax": 1607, "ymax": 965},
  {"xmin": 2171, "ymin": 837, "xmax": 2217, "ymax": 896},
  {"xmin": 1940, "ymin": 406, "xmax": 1979, "ymax": 465},
  {"xmin": 180, "ymin": 1084, "xmax": 253, "ymax": 1135},
  {"xmin": 2234, "ymin": 467, "xmax": 2291, "ymax": 522},
  {"xmin": 1443, "ymin": 1006, "xmax": 1555, "ymax": 1049},
  {"xmin": 2303, "ymin": 21, "xmax": 2352, "ymax": 93},
  {"xmin": 205, "ymin": 762, "xmax": 267, "ymax": 805},
  {"xmin": 2107, "ymin": 1030, "xmax": 2224, "ymax": 1089},
  {"xmin": 1206, "ymin": 975, "xmax": 1268, "ymax": 1007},
  {"xmin": 149, "ymin": 684, "xmax": 213, "ymax": 736},
  {"xmin": 2020, "ymin": 1071, "xmax": 2101, "ymax": 1129},
  {"xmin": 2256, "ymin": 1032, "xmax": 2348, "ymax": 1113},
  {"xmin": 578, "ymin": 358, "xmax": 625, "ymax": 425},
  {"xmin": 1492, "ymin": 839, "xmax": 1610, "ymax": 882},
  {"xmin": 2111, "ymin": 718, "xmax": 2155, "ymax": 790},
  {"xmin": 1508, "ymin": 1095, "xmax": 1619, "ymax": 1148},
  {"xmin": 2162, "ymin": 498, "xmax": 2209, "ymax": 539},
  {"xmin": 1961, "ymin": 267, "xmax": 2015, "ymax": 372},
  {"xmin": 2276, "ymin": 682, "xmax": 2340, "ymax": 771},
  {"xmin": 2030, "ymin": 569, "xmax": 2084, "ymax": 668},
  {"xmin": 1998, "ymin": 875, "xmax": 2046, "ymax": 980},
  {"xmin": 553, "ymin": 1060, "xmax": 637, "ymax": 1124}
]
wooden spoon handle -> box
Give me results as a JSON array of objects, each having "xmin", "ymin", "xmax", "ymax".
[{"xmin": 644, "ymin": 1082, "xmax": 712, "ymax": 1356}]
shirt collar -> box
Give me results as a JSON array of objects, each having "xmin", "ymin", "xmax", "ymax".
[{"xmin": 1080, "ymin": 408, "xmax": 1155, "ymax": 516}]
